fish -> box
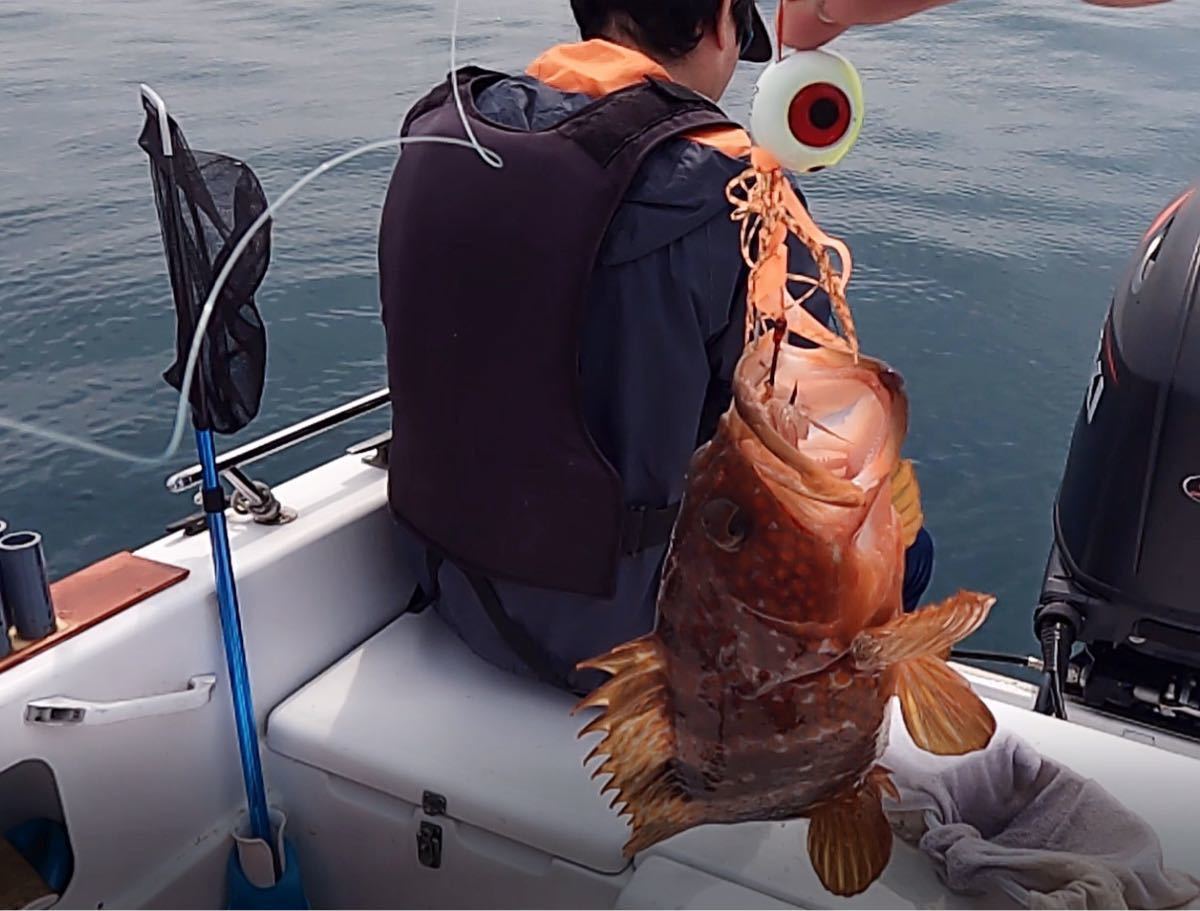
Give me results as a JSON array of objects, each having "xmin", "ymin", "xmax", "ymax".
[{"xmin": 573, "ymin": 326, "xmax": 997, "ymax": 898}]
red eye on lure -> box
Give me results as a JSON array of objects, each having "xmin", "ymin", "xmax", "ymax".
[{"xmin": 788, "ymin": 82, "xmax": 853, "ymax": 150}]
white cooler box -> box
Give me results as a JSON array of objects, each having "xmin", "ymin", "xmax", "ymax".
[
  {"xmin": 266, "ymin": 609, "xmax": 1200, "ymax": 909},
  {"xmin": 263, "ymin": 611, "xmax": 981, "ymax": 909}
]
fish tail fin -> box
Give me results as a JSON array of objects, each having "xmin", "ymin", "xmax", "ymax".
[
  {"xmin": 575, "ymin": 635, "xmax": 696, "ymax": 856},
  {"xmin": 852, "ymin": 589, "xmax": 996, "ymax": 669},
  {"xmin": 852, "ymin": 590, "xmax": 997, "ymax": 755},
  {"xmin": 806, "ymin": 767, "xmax": 895, "ymax": 897},
  {"xmin": 894, "ymin": 654, "xmax": 995, "ymax": 755}
]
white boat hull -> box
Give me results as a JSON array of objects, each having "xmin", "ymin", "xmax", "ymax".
[{"xmin": 2, "ymin": 451, "xmax": 1197, "ymax": 909}]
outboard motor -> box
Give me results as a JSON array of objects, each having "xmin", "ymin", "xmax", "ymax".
[{"xmin": 1036, "ymin": 179, "xmax": 1200, "ymax": 735}]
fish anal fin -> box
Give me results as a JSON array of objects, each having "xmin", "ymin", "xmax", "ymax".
[
  {"xmin": 806, "ymin": 770, "xmax": 893, "ymax": 897},
  {"xmin": 852, "ymin": 590, "xmax": 996, "ymax": 669},
  {"xmin": 896, "ymin": 654, "xmax": 996, "ymax": 756}
]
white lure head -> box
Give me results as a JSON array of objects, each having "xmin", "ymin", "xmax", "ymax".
[{"xmin": 749, "ymin": 48, "xmax": 864, "ymax": 174}]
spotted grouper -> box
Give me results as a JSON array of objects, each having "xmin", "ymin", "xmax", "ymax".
[{"xmin": 573, "ymin": 327, "xmax": 997, "ymax": 897}]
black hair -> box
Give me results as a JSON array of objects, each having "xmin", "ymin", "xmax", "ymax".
[{"xmin": 570, "ymin": 0, "xmax": 746, "ymax": 60}]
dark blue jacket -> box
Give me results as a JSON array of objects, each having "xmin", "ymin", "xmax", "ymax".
[{"xmin": 390, "ymin": 68, "xmax": 842, "ymax": 694}]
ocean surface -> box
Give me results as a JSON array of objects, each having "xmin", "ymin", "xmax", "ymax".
[{"xmin": 1, "ymin": 0, "xmax": 1197, "ymax": 662}]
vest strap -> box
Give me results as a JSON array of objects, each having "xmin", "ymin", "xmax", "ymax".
[
  {"xmin": 404, "ymin": 550, "xmax": 572, "ymax": 690},
  {"xmin": 621, "ymin": 501, "xmax": 681, "ymax": 555}
]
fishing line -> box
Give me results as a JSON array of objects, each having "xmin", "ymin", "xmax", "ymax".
[{"xmin": 0, "ymin": 0, "xmax": 502, "ymax": 467}]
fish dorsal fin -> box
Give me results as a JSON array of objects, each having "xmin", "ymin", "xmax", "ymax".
[
  {"xmin": 851, "ymin": 590, "xmax": 995, "ymax": 669},
  {"xmin": 890, "ymin": 458, "xmax": 924, "ymax": 549}
]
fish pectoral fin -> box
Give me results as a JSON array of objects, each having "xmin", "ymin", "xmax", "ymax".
[
  {"xmin": 806, "ymin": 771, "xmax": 893, "ymax": 897},
  {"xmin": 895, "ymin": 654, "xmax": 996, "ymax": 755},
  {"xmin": 851, "ymin": 590, "xmax": 996, "ymax": 669},
  {"xmin": 851, "ymin": 591, "xmax": 997, "ymax": 756}
]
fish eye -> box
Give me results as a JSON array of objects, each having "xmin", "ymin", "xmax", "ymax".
[{"xmin": 701, "ymin": 498, "xmax": 749, "ymax": 552}]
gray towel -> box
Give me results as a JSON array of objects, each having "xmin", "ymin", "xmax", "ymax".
[{"xmin": 884, "ymin": 730, "xmax": 1200, "ymax": 909}]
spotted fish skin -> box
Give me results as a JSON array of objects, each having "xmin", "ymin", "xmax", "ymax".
[
  {"xmin": 576, "ymin": 334, "xmax": 997, "ymax": 897},
  {"xmin": 637, "ymin": 360, "xmax": 896, "ymax": 824}
]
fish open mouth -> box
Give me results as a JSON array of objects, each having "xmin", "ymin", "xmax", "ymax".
[{"xmin": 733, "ymin": 333, "xmax": 902, "ymax": 495}]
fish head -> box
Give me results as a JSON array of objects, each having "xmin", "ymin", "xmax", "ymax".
[
  {"xmin": 681, "ymin": 332, "xmax": 912, "ymax": 638},
  {"xmin": 732, "ymin": 333, "xmax": 908, "ymax": 510}
]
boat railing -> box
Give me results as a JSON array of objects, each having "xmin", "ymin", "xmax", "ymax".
[{"xmin": 162, "ymin": 388, "xmax": 391, "ymax": 534}]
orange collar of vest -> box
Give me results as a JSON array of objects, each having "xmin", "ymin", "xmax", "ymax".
[
  {"xmin": 527, "ymin": 39, "xmax": 671, "ymax": 97},
  {"xmin": 526, "ymin": 40, "xmax": 751, "ymax": 159}
]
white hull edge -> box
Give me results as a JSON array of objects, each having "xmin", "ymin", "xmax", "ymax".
[{"xmin": 0, "ymin": 452, "xmax": 1196, "ymax": 909}]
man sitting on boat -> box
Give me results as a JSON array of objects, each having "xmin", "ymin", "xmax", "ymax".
[{"xmin": 377, "ymin": 0, "xmax": 935, "ymax": 695}]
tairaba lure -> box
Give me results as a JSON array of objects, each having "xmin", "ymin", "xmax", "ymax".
[{"xmin": 574, "ymin": 130, "xmax": 997, "ymax": 897}]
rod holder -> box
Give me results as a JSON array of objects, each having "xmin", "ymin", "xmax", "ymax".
[
  {"xmin": 0, "ymin": 518, "xmax": 11, "ymax": 658},
  {"xmin": 0, "ymin": 531, "xmax": 57, "ymax": 642}
]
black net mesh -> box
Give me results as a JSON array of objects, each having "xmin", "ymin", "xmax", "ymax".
[{"xmin": 138, "ymin": 98, "xmax": 270, "ymax": 435}]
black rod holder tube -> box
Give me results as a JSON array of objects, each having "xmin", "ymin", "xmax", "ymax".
[
  {"xmin": 0, "ymin": 531, "xmax": 56, "ymax": 642},
  {"xmin": 0, "ymin": 519, "xmax": 10, "ymax": 658}
]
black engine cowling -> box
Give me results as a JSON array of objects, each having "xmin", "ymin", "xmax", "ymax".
[{"xmin": 1038, "ymin": 180, "xmax": 1200, "ymax": 726}]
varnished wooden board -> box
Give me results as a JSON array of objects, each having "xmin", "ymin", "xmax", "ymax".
[
  {"xmin": 0, "ymin": 836, "xmax": 52, "ymax": 909},
  {"xmin": 0, "ymin": 551, "xmax": 190, "ymax": 676}
]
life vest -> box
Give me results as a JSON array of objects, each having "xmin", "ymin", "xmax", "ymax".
[{"xmin": 379, "ymin": 66, "xmax": 737, "ymax": 601}]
